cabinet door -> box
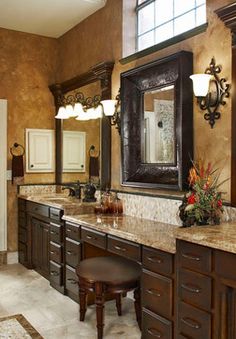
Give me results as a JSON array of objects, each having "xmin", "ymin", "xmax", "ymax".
[
  {"xmin": 62, "ymin": 131, "xmax": 85, "ymax": 172},
  {"xmin": 31, "ymin": 218, "xmax": 41, "ymax": 268},
  {"xmin": 41, "ymin": 222, "xmax": 50, "ymax": 278},
  {"xmin": 26, "ymin": 128, "xmax": 55, "ymax": 172}
]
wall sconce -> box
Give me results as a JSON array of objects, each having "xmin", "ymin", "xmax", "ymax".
[
  {"xmin": 55, "ymin": 90, "xmax": 121, "ymax": 134},
  {"xmin": 190, "ymin": 58, "xmax": 230, "ymax": 128},
  {"xmin": 100, "ymin": 91, "xmax": 121, "ymax": 134}
]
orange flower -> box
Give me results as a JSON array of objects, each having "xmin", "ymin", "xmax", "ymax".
[{"xmin": 188, "ymin": 167, "xmax": 198, "ymax": 186}]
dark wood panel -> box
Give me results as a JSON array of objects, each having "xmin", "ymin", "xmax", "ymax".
[
  {"xmin": 143, "ymin": 246, "xmax": 173, "ymax": 276},
  {"xmin": 177, "ymin": 240, "xmax": 212, "ymax": 273},
  {"xmin": 50, "ymin": 222, "xmax": 62, "ymax": 244},
  {"xmin": 18, "ymin": 242, "xmax": 28, "ymax": 265},
  {"xmin": 26, "ymin": 201, "xmax": 49, "ymax": 218},
  {"xmin": 50, "ymin": 208, "xmax": 63, "ymax": 222},
  {"xmin": 215, "ymin": 250, "xmax": 236, "ymax": 281},
  {"xmin": 81, "ymin": 226, "xmax": 106, "ymax": 250},
  {"xmin": 50, "ymin": 260, "xmax": 62, "ymax": 286},
  {"xmin": 178, "ymin": 268, "xmax": 212, "ymax": 311},
  {"xmin": 65, "ymin": 265, "xmax": 79, "ymax": 296},
  {"xmin": 142, "ymin": 269, "xmax": 173, "ymax": 319},
  {"xmin": 50, "ymin": 241, "xmax": 62, "ymax": 264},
  {"xmin": 178, "ymin": 301, "xmax": 211, "ymax": 339},
  {"xmin": 18, "ymin": 198, "xmax": 26, "ymax": 211},
  {"xmin": 142, "ymin": 308, "xmax": 172, "ymax": 339},
  {"xmin": 65, "ymin": 222, "xmax": 80, "ymax": 241},
  {"xmin": 65, "ymin": 238, "xmax": 82, "ymax": 268},
  {"xmin": 107, "ymin": 235, "xmax": 141, "ymax": 262},
  {"xmin": 18, "ymin": 227, "xmax": 27, "ymax": 243}
]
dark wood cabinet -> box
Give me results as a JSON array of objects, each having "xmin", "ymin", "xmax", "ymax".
[
  {"xmin": 142, "ymin": 246, "xmax": 175, "ymax": 339},
  {"xmin": 65, "ymin": 221, "xmax": 81, "ymax": 302},
  {"xmin": 18, "ymin": 199, "xmax": 29, "ymax": 267},
  {"xmin": 31, "ymin": 217, "xmax": 50, "ymax": 279}
]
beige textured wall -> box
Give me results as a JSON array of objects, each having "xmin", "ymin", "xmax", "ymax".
[
  {"xmin": 58, "ymin": 0, "xmax": 233, "ymax": 202},
  {"xmin": 4, "ymin": 0, "xmax": 235, "ymax": 252},
  {"xmin": 0, "ymin": 28, "xmax": 59, "ymax": 251}
]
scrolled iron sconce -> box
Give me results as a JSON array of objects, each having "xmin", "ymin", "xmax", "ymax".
[{"xmin": 190, "ymin": 58, "xmax": 230, "ymax": 128}]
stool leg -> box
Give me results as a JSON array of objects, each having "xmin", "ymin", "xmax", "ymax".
[
  {"xmin": 79, "ymin": 287, "xmax": 87, "ymax": 321},
  {"xmin": 95, "ymin": 282, "xmax": 105, "ymax": 339},
  {"xmin": 134, "ymin": 286, "xmax": 141, "ymax": 330},
  {"xmin": 115, "ymin": 294, "xmax": 122, "ymax": 316}
]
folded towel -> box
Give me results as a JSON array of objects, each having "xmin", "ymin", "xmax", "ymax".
[
  {"xmin": 12, "ymin": 154, "xmax": 24, "ymax": 184},
  {"xmin": 89, "ymin": 156, "xmax": 99, "ymax": 178}
]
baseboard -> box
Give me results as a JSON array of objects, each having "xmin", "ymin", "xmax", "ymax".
[
  {"xmin": 7, "ymin": 251, "xmax": 18, "ymax": 264},
  {"xmin": 0, "ymin": 251, "xmax": 7, "ymax": 264}
]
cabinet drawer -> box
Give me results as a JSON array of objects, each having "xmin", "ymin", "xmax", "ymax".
[
  {"xmin": 65, "ymin": 238, "xmax": 81, "ymax": 268},
  {"xmin": 142, "ymin": 308, "xmax": 172, "ymax": 339},
  {"xmin": 177, "ymin": 240, "xmax": 212, "ymax": 273},
  {"xmin": 50, "ymin": 241, "xmax": 62, "ymax": 264},
  {"xmin": 18, "ymin": 211, "xmax": 26, "ymax": 228},
  {"xmin": 81, "ymin": 227, "xmax": 106, "ymax": 250},
  {"xmin": 178, "ymin": 301, "xmax": 211, "ymax": 339},
  {"xmin": 19, "ymin": 227, "xmax": 27, "ymax": 243},
  {"xmin": 26, "ymin": 201, "xmax": 49, "ymax": 218},
  {"xmin": 50, "ymin": 208, "xmax": 63, "ymax": 222},
  {"xmin": 65, "ymin": 222, "xmax": 80, "ymax": 241},
  {"xmin": 142, "ymin": 269, "xmax": 173, "ymax": 319},
  {"xmin": 143, "ymin": 246, "xmax": 173, "ymax": 276},
  {"xmin": 107, "ymin": 235, "xmax": 141, "ymax": 261},
  {"xmin": 50, "ymin": 223, "xmax": 62, "ymax": 244},
  {"xmin": 65, "ymin": 265, "xmax": 79, "ymax": 295},
  {"xmin": 178, "ymin": 268, "xmax": 212, "ymax": 311},
  {"xmin": 215, "ymin": 250, "xmax": 236, "ymax": 281},
  {"xmin": 18, "ymin": 199, "xmax": 26, "ymax": 211},
  {"xmin": 50, "ymin": 261, "xmax": 62, "ymax": 286}
]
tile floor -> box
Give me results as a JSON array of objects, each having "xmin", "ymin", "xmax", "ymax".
[{"xmin": 0, "ymin": 264, "xmax": 141, "ymax": 338}]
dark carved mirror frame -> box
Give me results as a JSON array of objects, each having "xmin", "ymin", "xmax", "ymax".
[
  {"xmin": 49, "ymin": 61, "xmax": 114, "ymax": 189},
  {"xmin": 120, "ymin": 51, "xmax": 193, "ymax": 190}
]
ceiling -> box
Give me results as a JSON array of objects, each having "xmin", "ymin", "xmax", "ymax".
[{"xmin": 0, "ymin": 0, "xmax": 107, "ymax": 38}]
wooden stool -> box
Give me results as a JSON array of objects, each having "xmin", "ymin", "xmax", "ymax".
[{"xmin": 76, "ymin": 256, "xmax": 141, "ymax": 339}]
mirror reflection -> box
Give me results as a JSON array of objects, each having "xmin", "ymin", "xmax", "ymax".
[
  {"xmin": 142, "ymin": 85, "xmax": 175, "ymax": 164},
  {"xmin": 62, "ymin": 81, "xmax": 101, "ymax": 184}
]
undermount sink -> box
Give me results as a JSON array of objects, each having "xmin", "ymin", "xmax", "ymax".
[{"xmin": 44, "ymin": 197, "xmax": 70, "ymax": 202}]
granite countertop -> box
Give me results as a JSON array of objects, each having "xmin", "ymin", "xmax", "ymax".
[
  {"xmin": 18, "ymin": 194, "xmax": 96, "ymax": 215},
  {"xmin": 175, "ymin": 222, "xmax": 236, "ymax": 254},
  {"xmin": 63, "ymin": 214, "xmax": 178, "ymax": 254}
]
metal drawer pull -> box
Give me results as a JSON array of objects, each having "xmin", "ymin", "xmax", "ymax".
[
  {"xmin": 50, "ymin": 230, "xmax": 56, "ymax": 235},
  {"xmin": 114, "ymin": 245, "xmax": 126, "ymax": 252},
  {"xmin": 146, "ymin": 288, "xmax": 161, "ymax": 297},
  {"xmin": 50, "ymin": 251, "xmax": 55, "ymax": 254},
  {"xmin": 181, "ymin": 283, "xmax": 201, "ymax": 294},
  {"xmin": 181, "ymin": 317, "xmax": 201, "ymax": 329},
  {"xmin": 51, "ymin": 213, "xmax": 58, "ymax": 217},
  {"xmin": 147, "ymin": 328, "xmax": 162, "ymax": 338},
  {"xmin": 67, "ymin": 229, "xmax": 72, "ymax": 232},
  {"xmin": 50, "ymin": 271, "xmax": 59, "ymax": 276},
  {"xmin": 67, "ymin": 278, "xmax": 77, "ymax": 284},
  {"xmin": 147, "ymin": 256, "xmax": 163, "ymax": 264},
  {"xmin": 66, "ymin": 251, "xmax": 72, "ymax": 255},
  {"xmin": 182, "ymin": 252, "xmax": 201, "ymax": 261},
  {"xmin": 86, "ymin": 235, "xmax": 93, "ymax": 239}
]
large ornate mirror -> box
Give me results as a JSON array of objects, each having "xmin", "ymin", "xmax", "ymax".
[
  {"xmin": 49, "ymin": 62, "xmax": 114, "ymax": 189},
  {"xmin": 120, "ymin": 51, "xmax": 193, "ymax": 190}
]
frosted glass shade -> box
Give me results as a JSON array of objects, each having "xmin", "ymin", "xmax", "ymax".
[
  {"xmin": 66, "ymin": 104, "xmax": 77, "ymax": 117},
  {"xmin": 101, "ymin": 99, "xmax": 117, "ymax": 116},
  {"xmin": 74, "ymin": 102, "xmax": 84, "ymax": 116},
  {"xmin": 55, "ymin": 106, "xmax": 69, "ymax": 119},
  {"xmin": 190, "ymin": 74, "xmax": 211, "ymax": 97}
]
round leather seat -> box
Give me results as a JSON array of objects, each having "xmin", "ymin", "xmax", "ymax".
[{"xmin": 76, "ymin": 256, "xmax": 141, "ymax": 285}]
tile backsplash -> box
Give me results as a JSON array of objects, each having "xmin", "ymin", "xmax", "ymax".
[{"xmin": 18, "ymin": 184, "xmax": 236, "ymax": 226}]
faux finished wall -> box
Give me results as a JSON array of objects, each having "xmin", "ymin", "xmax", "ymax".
[{"xmin": 3, "ymin": 0, "xmax": 235, "ymax": 252}]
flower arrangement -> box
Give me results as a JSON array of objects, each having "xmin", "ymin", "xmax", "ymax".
[{"xmin": 179, "ymin": 160, "xmax": 226, "ymax": 227}]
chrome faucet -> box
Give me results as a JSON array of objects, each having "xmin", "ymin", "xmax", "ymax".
[{"xmin": 62, "ymin": 181, "xmax": 81, "ymax": 199}]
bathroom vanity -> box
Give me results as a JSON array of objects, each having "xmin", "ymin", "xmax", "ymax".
[{"xmin": 18, "ymin": 196, "xmax": 236, "ymax": 338}]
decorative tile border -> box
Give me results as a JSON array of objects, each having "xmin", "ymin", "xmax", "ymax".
[{"xmin": 0, "ymin": 314, "xmax": 43, "ymax": 338}]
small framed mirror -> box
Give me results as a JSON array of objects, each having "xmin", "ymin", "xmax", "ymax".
[{"xmin": 120, "ymin": 51, "xmax": 193, "ymax": 190}]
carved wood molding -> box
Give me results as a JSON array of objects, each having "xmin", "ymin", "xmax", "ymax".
[{"xmin": 215, "ymin": 3, "xmax": 236, "ymax": 47}]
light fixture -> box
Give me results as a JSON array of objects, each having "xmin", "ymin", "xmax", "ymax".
[
  {"xmin": 55, "ymin": 89, "xmax": 121, "ymax": 133},
  {"xmin": 190, "ymin": 58, "xmax": 230, "ymax": 128},
  {"xmin": 100, "ymin": 91, "xmax": 121, "ymax": 133}
]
